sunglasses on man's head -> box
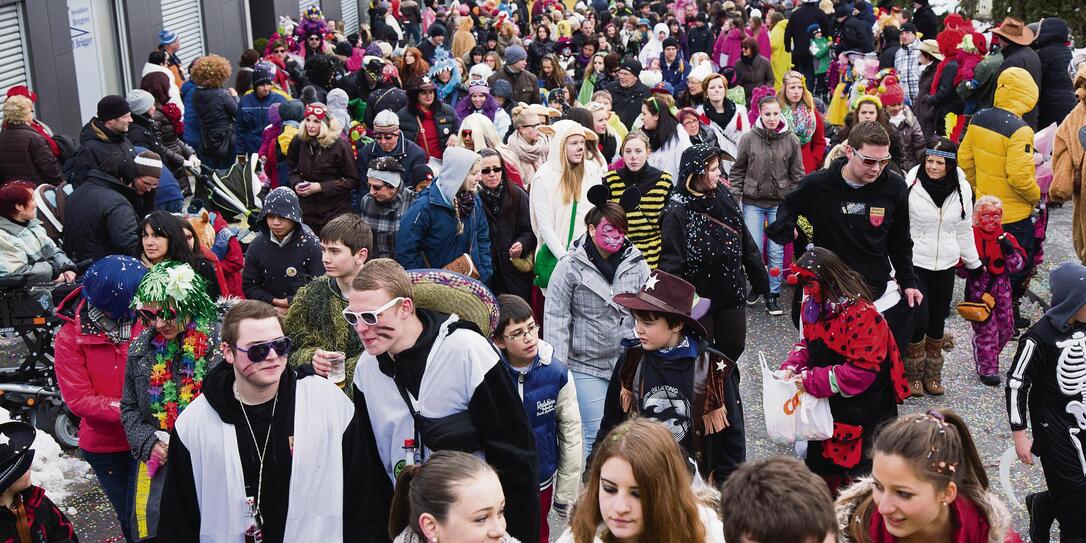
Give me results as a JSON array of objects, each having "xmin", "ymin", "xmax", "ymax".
[
  {"xmin": 235, "ymin": 337, "xmax": 292, "ymax": 363},
  {"xmin": 139, "ymin": 307, "xmax": 178, "ymax": 324},
  {"xmin": 342, "ymin": 297, "xmax": 405, "ymax": 326}
]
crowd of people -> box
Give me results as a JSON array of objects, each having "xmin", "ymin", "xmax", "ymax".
[{"xmin": 0, "ymin": 0, "xmax": 1084, "ymax": 542}]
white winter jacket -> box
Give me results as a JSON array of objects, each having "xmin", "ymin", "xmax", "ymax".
[
  {"xmin": 903, "ymin": 165, "xmax": 982, "ymax": 272},
  {"xmin": 698, "ymin": 102, "xmax": 750, "ymax": 175}
]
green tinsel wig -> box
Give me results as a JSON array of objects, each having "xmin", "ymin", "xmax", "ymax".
[{"xmin": 132, "ymin": 261, "xmax": 218, "ymax": 323}]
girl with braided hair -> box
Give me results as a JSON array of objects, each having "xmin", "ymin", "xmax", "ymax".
[{"xmin": 836, "ymin": 409, "xmax": 1022, "ymax": 542}]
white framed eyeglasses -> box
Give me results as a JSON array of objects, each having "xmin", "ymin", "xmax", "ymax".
[{"xmin": 342, "ymin": 297, "xmax": 405, "ymax": 326}]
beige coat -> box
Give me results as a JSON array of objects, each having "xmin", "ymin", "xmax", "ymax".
[{"xmin": 1051, "ymin": 64, "xmax": 1086, "ymax": 264}]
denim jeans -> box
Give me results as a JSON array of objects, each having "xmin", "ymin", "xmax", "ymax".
[
  {"xmin": 742, "ymin": 204, "xmax": 782, "ymax": 294},
  {"xmin": 571, "ymin": 370, "xmax": 610, "ymax": 461},
  {"xmin": 81, "ymin": 449, "xmax": 137, "ymax": 542}
]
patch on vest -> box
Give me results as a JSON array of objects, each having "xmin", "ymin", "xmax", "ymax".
[
  {"xmin": 642, "ymin": 385, "xmax": 691, "ymax": 442},
  {"xmin": 536, "ymin": 398, "xmax": 556, "ymax": 417}
]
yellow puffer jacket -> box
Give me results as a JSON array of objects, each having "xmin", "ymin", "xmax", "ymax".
[{"xmin": 958, "ymin": 67, "xmax": 1041, "ymax": 223}]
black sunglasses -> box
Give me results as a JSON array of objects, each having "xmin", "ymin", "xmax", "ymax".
[
  {"xmin": 481, "ymin": 166, "xmax": 503, "ymax": 175},
  {"xmin": 235, "ymin": 337, "xmax": 292, "ymax": 363},
  {"xmin": 139, "ymin": 307, "xmax": 178, "ymax": 324}
]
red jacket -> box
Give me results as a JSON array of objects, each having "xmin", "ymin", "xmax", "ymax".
[
  {"xmin": 53, "ymin": 288, "xmax": 143, "ymax": 454},
  {"xmin": 800, "ymin": 109, "xmax": 827, "ymax": 174},
  {"xmin": 209, "ymin": 211, "xmax": 245, "ymax": 298}
]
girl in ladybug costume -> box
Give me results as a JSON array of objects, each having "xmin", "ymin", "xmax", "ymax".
[{"xmin": 779, "ymin": 247, "xmax": 910, "ymax": 494}]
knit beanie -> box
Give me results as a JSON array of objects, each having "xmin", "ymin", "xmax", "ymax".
[
  {"xmin": 879, "ymin": 78, "xmax": 905, "ymax": 106},
  {"xmin": 252, "ymin": 62, "xmax": 276, "ymax": 86},
  {"xmin": 125, "ymin": 89, "xmax": 155, "ymax": 115},
  {"xmin": 134, "ymin": 150, "xmax": 163, "ymax": 178},
  {"xmin": 97, "ymin": 95, "xmax": 131, "ymax": 121},
  {"xmin": 491, "ymin": 79, "xmax": 514, "ymax": 100},
  {"xmin": 504, "ymin": 45, "xmax": 528, "ymax": 65}
]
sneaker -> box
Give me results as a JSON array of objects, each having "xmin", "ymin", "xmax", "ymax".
[
  {"xmin": 766, "ymin": 295, "xmax": 784, "ymax": 316},
  {"xmin": 978, "ymin": 373, "xmax": 1001, "ymax": 387},
  {"xmin": 1026, "ymin": 491, "xmax": 1054, "ymax": 543},
  {"xmin": 746, "ymin": 291, "xmax": 760, "ymax": 306}
]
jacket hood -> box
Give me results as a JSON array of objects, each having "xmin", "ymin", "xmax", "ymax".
[
  {"xmin": 753, "ymin": 116, "xmax": 792, "ymax": 138},
  {"xmin": 1033, "ymin": 17, "xmax": 1069, "ymax": 48},
  {"xmin": 202, "ymin": 356, "xmax": 298, "ymax": 426},
  {"xmin": 544, "ymin": 119, "xmax": 600, "ymax": 166},
  {"xmin": 1045, "ymin": 262, "xmax": 1086, "ymax": 332},
  {"xmin": 435, "ymin": 146, "xmax": 480, "ymax": 205},
  {"xmin": 257, "ymin": 187, "xmax": 305, "ymax": 231},
  {"xmin": 993, "ymin": 67, "xmax": 1038, "ymax": 116}
]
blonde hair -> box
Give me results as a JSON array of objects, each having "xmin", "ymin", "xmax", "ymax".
[
  {"xmin": 457, "ymin": 114, "xmax": 502, "ymax": 152},
  {"xmin": 352, "ymin": 258, "xmax": 414, "ymax": 301},
  {"xmin": 2, "ymin": 95, "xmax": 33, "ymax": 125},
  {"xmin": 190, "ymin": 54, "xmax": 232, "ymax": 88},
  {"xmin": 779, "ymin": 70, "xmax": 815, "ymax": 111},
  {"xmin": 621, "ymin": 129, "xmax": 652, "ymax": 153},
  {"xmin": 559, "ymin": 132, "xmax": 587, "ymax": 204}
]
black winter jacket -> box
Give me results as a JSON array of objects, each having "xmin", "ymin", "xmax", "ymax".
[
  {"xmin": 64, "ymin": 119, "xmax": 135, "ymax": 187},
  {"xmin": 912, "ymin": 63, "xmax": 937, "ymax": 135},
  {"xmin": 1033, "ymin": 18, "xmax": 1077, "ymax": 129},
  {"xmin": 242, "ymin": 188, "xmax": 324, "ymax": 303},
  {"xmin": 927, "ymin": 60, "xmax": 962, "ymax": 135},
  {"xmin": 396, "ymin": 103, "xmax": 459, "ymax": 153},
  {"xmin": 784, "ymin": 4, "xmax": 831, "ymax": 58},
  {"xmin": 193, "ymin": 87, "xmax": 238, "ymax": 163},
  {"xmin": 912, "ymin": 5, "xmax": 938, "ymax": 40},
  {"xmin": 62, "ymin": 169, "xmax": 142, "ymax": 262},
  {"xmin": 0, "ymin": 123, "xmax": 63, "ymax": 185},
  {"xmin": 480, "ymin": 179, "xmax": 536, "ymax": 301},
  {"xmin": 607, "ymin": 80, "xmax": 651, "ymax": 130},
  {"xmin": 687, "ymin": 25, "xmax": 715, "ymax": 57},
  {"xmin": 836, "ymin": 15, "xmax": 875, "ymax": 55},
  {"xmin": 128, "ymin": 113, "xmax": 186, "ymax": 171},
  {"xmin": 528, "ymin": 39, "xmax": 555, "ymax": 75},
  {"xmin": 997, "ymin": 43, "xmax": 1042, "ymax": 129}
]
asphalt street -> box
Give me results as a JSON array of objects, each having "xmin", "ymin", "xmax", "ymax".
[{"xmin": 51, "ymin": 204, "xmax": 1075, "ymax": 542}]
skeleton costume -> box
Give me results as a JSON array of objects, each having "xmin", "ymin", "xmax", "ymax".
[{"xmin": 1006, "ymin": 262, "xmax": 1086, "ymax": 540}]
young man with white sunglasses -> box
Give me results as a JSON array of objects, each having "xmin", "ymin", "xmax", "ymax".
[
  {"xmin": 159, "ymin": 300, "xmax": 385, "ymax": 542},
  {"xmin": 767, "ymin": 120, "xmax": 921, "ymax": 357},
  {"xmin": 344, "ymin": 258, "xmax": 540, "ymax": 543}
]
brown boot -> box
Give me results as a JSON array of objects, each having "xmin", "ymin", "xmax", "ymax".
[
  {"xmin": 905, "ymin": 339, "xmax": 926, "ymax": 398},
  {"xmin": 924, "ymin": 336, "xmax": 946, "ymax": 396}
]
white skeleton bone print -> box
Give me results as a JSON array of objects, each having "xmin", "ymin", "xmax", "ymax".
[{"xmin": 1056, "ymin": 331, "xmax": 1086, "ymax": 475}]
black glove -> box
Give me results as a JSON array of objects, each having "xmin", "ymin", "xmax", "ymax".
[
  {"xmin": 967, "ymin": 265, "xmax": 984, "ymax": 279},
  {"xmin": 998, "ymin": 234, "xmax": 1015, "ymax": 255}
]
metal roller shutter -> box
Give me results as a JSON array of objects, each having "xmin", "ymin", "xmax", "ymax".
[
  {"xmin": 341, "ymin": 0, "xmax": 358, "ymax": 34},
  {"xmin": 161, "ymin": 0, "xmax": 205, "ymax": 66},
  {"xmin": 0, "ymin": 4, "xmax": 30, "ymax": 94}
]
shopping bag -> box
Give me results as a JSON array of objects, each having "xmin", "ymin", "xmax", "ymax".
[
  {"xmin": 795, "ymin": 388, "xmax": 833, "ymax": 442},
  {"xmin": 761, "ymin": 352, "xmax": 800, "ymax": 446}
]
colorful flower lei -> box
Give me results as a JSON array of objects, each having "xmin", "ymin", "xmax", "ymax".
[{"xmin": 148, "ymin": 318, "xmax": 212, "ymax": 431}]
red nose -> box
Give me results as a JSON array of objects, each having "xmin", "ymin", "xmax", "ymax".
[
  {"xmin": 769, "ymin": 267, "xmax": 780, "ymax": 277},
  {"xmin": 786, "ymin": 274, "xmax": 799, "ymax": 286}
]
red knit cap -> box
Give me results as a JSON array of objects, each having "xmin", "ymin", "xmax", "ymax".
[{"xmin": 880, "ymin": 79, "xmax": 904, "ymax": 106}]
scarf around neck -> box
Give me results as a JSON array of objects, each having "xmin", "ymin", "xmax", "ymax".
[
  {"xmin": 506, "ymin": 131, "xmax": 548, "ymax": 165},
  {"xmin": 784, "ymin": 103, "xmax": 816, "ymax": 145},
  {"xmin": 705, "ymin": 99, "xmax": 737, "ymax": 133}
]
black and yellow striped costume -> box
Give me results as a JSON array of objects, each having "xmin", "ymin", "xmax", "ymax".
[{"xmin": 603, "ymin": 167, "xmax": 673, "ymax": 268}]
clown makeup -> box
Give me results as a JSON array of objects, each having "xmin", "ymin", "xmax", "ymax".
[
  {"xmin": 975, "ymin": 207, "xmax": 1002, "ymax": 233},
  {"xmin": 590, "ymin": 218, "xmax": 626, "ymax": 255}
]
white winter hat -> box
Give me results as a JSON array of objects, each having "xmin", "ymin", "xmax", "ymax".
[
  {"xmin": 126, "ymin": 89, "xmax": 155, "ymax": 115},
  {"xmin": 639, "ymin": 70, "xmax": 663, "ymax": 88},
  {"xmin": 688, "ymin": 62, "xmax": 714, "ymax": 83}
]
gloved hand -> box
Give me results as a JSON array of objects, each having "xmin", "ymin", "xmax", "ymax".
[
  {"xmin": 183, "ymin": 156, "xmax": 201, "ymax": 171},
  {"xmin": 998, "ymin": 234, "xmax": 1015, "ymax": 255},
  {"xmin": 967, "ymin": 265, "xmax": 984, "ymax": 279}
]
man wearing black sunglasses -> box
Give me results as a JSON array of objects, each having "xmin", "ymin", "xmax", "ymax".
[
  {"xmin": 356, "ymin": 110, "xmax": 428, "ymax": 194},
  {"xmin": 160, "ymin": 300, "xmax": 382, "ymax": 542},
  {"xmin": 346, "ymin": 259, "xmax": 539, "ymax": 543},
  {"xmin": 768, "ymin": 121, "xmax": 921, "ymax": 355}
]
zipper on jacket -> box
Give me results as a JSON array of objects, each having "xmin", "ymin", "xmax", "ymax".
[
  {"xmin": 934, "ymin": 206, "xmax": 943, "ymax": 264},
  {"xmin": 518, "ymin": 372, "xmax": 525, "ymax": 400}
]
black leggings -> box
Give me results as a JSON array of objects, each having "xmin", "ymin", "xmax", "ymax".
[
  {"xmin": 912, "ymin": 267, "xmax": 957, "ymax": 342},
  {"xmin": 698, "ymin": 305, "xmax": 747, "ymax": 483}
]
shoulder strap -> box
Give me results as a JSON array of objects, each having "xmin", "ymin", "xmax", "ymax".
[
  {"xmin": 698, "ymin": 211, "xmax": 741, "ymax": 237},
  {"xmin": 565, "ymin": 199, "xmax": 579, "ymax": 249}
]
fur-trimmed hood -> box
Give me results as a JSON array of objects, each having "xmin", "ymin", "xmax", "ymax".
[
  {"xmin": 835, "ymin": 477, "xmax": 1015, "ymax": 543},
  {"xmin": 298, "ymin": 116, "xmax": 343, "ymax": 147}
]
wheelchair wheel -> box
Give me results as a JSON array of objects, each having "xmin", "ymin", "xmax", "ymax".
[{"xmin": 52, "ymin": 411, "xmax": 80, "ymax": 450}]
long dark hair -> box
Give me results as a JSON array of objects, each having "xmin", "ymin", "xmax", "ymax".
[
  {"xmin": 140, "ymin": 211, "xmax": 198, "ymax": 268},
  {"xmin": 643, "ymin": 95, "xmax": 680, "ymax": 152},
  {"xmin": 795, "ymin": 247, "xmax": 872, "ymax": 302},
  {"xmin": 388, "ymin": 451, "xmax": 495, "ymax": 539},
  {"xmin": 917, "ymin": 137, "xmax": 965, "ymax": 219}
]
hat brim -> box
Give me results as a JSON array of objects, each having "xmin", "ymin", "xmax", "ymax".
[
  {"xmin": 991, "ymin": 27, "xmax": 1035, "ymax": 46},
  {"xmin": 0, "ymin": 449, "xmax": 33, "ymax": 494},
  {"xmin": 612, "ymin": 292, "xmax": 710, "ymax": 338}
]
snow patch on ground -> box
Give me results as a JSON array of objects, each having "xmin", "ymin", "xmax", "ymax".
[{"xmin": 0, "ymin": 408, "xmax": 89, "ymax": 505}]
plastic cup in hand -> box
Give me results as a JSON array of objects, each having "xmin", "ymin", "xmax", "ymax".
[{"xmin": 328, "ymin": 352, "xmax": 347, "ymax": 387}]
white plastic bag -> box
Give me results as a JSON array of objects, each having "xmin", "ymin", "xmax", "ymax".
[
  {"xmin": 795, "ymin": 388, "xmax": 833, "ymax": 442},
  {"xmin": 761, "ymin": 352, "xmax": 800, "ymax": 445},
  {"xmin": 761, "ymin": 352, "xmax": 834, "ymax": 445}
]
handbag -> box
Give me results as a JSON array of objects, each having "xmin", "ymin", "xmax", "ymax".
[
  {"xmin": 956, "ymin": 275, "xmax": 996, "ymax": 323},
  {"xmin": 533, "ymin": 199, "xmax": 578, "ymax": 289},
  {"xmin": 443, "ymin": 253, "xmax": 480, "ymax": 279},
  {"xmin": 510, "ymin": 251, "xmax": 535, "ymax": 273}
]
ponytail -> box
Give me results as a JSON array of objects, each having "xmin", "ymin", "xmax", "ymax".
[
  {"xmin": 386, "ymin": 451, "xmax": 495, "ymax": 541},
  {"xmin": 388, "ymin": 464, "xmax": 423, "ymax": 539}
]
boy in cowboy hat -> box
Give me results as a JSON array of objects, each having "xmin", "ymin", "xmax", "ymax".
[
  {"xmin": 0, "ymin": 422, "xmax": 78, "ymax": 541},
  {"xmin": 595, "ymin": 269, "xmax": 742, "ymax": 485}
]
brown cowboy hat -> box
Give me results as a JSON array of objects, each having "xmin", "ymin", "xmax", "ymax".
[
  {"xmin": 918, "ymin": 39, "xmax": 944, "ymax": 61},
  {"xmin": 613, "ymin": 270, "xmax": 710, "ymax": 337},
  {"xmin": 991, "ymin": 17, "xmax": 1035, "ymax": 46}
]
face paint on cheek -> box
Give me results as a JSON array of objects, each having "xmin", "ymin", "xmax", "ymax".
[
  {"xmin": 594, "ymin": 220, "xmax": 626, "ymax": 252},
  {"xmin": 373, "ymin": 324, "xmax": 396, "ymax": 340}
]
